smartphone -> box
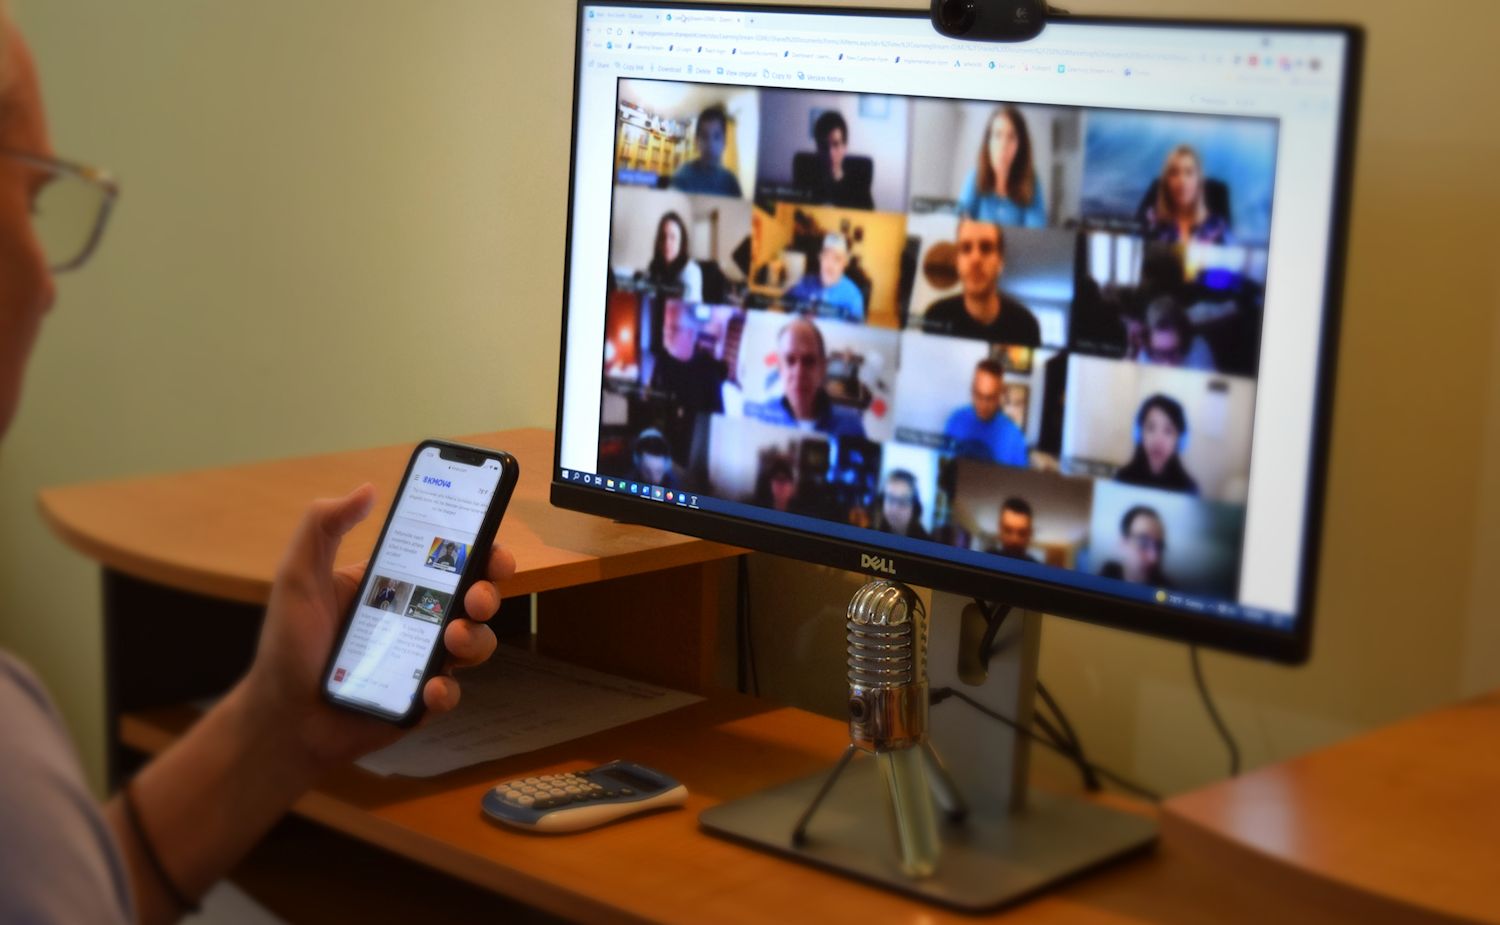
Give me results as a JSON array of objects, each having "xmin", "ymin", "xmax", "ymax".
[{"xmin": 322, "ymin": 439, "xmax": 518, "ymax": 726}]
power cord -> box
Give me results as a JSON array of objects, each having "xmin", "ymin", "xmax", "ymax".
[
  {"xmin": 1189, "ymin": 645, "xmax": 1240, "ymax": 777},
  {"xmin": 971, "ymin": 598, "xmax": 1014, "ymax": 670},
  {"xmin": 967, "ymin": 598, "xmax": 1102, "ymax": 792},
  {"xmin": 1035, "ymin": 680, "xmax": 1101, "ymax": 792},
  {"xmin": 934, "ymin": 608, "xmax": 1148, "ymax": 797},
  {"xmin": 931, "ymin": 686, "xmax": 1161, "ymax": 803}
]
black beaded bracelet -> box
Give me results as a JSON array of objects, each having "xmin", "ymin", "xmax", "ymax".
[{"xmin": 121, "ymin": 780, "xmax": 201, "ymax": 915}]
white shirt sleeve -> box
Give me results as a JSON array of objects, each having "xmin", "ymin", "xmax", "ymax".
[{"xmin": 679, "ymin": 260, "xmax": 704, "ymax": 304}]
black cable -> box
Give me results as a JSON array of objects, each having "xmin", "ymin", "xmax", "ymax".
[
  {"xmin": 738, "ymin": 555, "xmax": 759, "ymax": 697},
  {"xmin": 1035, "ymin": 681, "xmax": 1101, "ymax": 791},
  {"xmin": 970, "ymin": 598, "xmax": 1015, "ymax": 670},
  {"xmin": 932, "ymin": 686, "xmax": 1161, "ymax": 803},
  {"xmin": 1189, "ymin": 645, "xmax": 1239, "ymax": 777},
  {"xmin": 1031, "ymin": 712, "xmax": 1073, "ymax": 755},
  {"xmin": 964, "ymin": 600, "xmax": 1100, "ymax": 791},
  {"xmin": 734, "ymin": 561, "xmax": 745, "ymax": 694}
]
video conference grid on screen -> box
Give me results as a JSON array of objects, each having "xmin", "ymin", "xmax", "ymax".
[{"xmin": 594, "ymin": 77, "xmax": 1279, "ymax": 609}]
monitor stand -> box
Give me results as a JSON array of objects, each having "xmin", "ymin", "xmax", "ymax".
[{"xmin": 699, "ymin": 586, "xmax": 1158, "ymax": 913}]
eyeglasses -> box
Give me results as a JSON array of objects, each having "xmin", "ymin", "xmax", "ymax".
[{"xmin": 2, "ymin": 150, "xmax": 119, "ymax": 273}]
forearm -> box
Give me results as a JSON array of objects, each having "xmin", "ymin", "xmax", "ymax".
[{"xmin": 104, "ymin": 682, "xmax": 322, "ymax": 925}]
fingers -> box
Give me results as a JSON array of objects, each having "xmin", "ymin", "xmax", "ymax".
[
  {"xmin": 278, "ymin": 484, "xmax": 376, "ymax": 583},
  {"xmin": 460, "ymin": 545, "xmax": 513, "ymax": 623},
  {"xmin": 487, "ymin": 545, "xmax": 517, "ymax": 583},
  {"xmin": 423, "ymin": 675, "xmax": 461, "ymax": 714},
  {"xmin": 463, "ymin": 581, "xmax": 501, "ymax": 623},
  {"xmin": 332, "ymin": 561, "xmax": 368, "ymax": 607},
  {"xmin": 444, "ymin": 617, "xmax": 497, "ymax": 668}
]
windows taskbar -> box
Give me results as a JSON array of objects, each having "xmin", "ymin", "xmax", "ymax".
[{"xmin": 558, "ymin": 467, "xmax": 1296, "ymax": 632}]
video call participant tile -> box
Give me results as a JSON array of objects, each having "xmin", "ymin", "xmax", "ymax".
[
  {"xmin": 1060, "ymin": 355, "xmax": 1256, "ymax": 504},
  {"xmin": 1069, "ymin": 229, "xmax": 1269, "ymax": 377},
  {"xmin": 903, "ymin": 216, "xmax": 1075, "ymax": 348},
  {"xmin": 891, "ymin": 330, "xmax": 1052, "ymax": 470},
  {"xmin": 907, "ymin": 99, "xmax": 1084, "ymax": 229},
  {"xmin": 615, "ymin": 79, "xmax": 758, "ymax": 199},
  {"xmin": 706, "ymin": 414, "xmax": 882, "ymax": 527},
  {"xmin": 747, "ymin": 201, "xmax": 908, "ymax": 328},
  {"xmin": 609, "ymin": 185, "xmax": 752, "ymax": 307},
  {"xmin": 1084, "ymin": 481, "xmax": 1245, "ymax": 600},
  {"xmin": 1079, "ymin": 109, "xmax": 1279, "ymax": 247},
  {"xmin": 949, "ymin": 459, "xmax": 1096, "ymax": 569},
  {"xmin": 753, "ymin": 88, "xmax": 912, "ymax": 213},
  {"xmin": 731, "ymin": 311, "xmax": 900, "ymax": 444}
]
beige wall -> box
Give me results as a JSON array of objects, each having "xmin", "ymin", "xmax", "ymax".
[{"xmin": 4, "ymin": 0, "xmax": 1498, "ymax": 799}]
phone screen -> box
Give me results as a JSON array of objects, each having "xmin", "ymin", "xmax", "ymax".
[{"xmin": 325, "ymin": 446, "xmax": 504, "ymax": 717}]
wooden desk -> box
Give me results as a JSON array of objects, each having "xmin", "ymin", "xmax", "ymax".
[
  {"xmin": 1163, "ymin": 690, "xmax": 1500, "ymax": 924},
  {"xmin": 123, "ymin": 685, "xmax": 1494, "ymax": 925},
  {"xmin": 40, "ymin": 431, "xmax": 1493, "ymax": 923}
]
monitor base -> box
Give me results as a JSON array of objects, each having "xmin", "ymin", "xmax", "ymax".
[
  {"xmin": 699, "ymin": 757, "xmax": 1157, "ymax": 913},
  {"xmin": 701, "ymin": 587, "xmax": 1158, "ymax": 910}
]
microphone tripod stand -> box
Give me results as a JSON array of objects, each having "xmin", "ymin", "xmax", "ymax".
[{"xmin": 788, "ymin": 580, "xmax": 966, "ymax": 879}]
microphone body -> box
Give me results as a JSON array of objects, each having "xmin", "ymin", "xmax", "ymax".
[
  {"xmin": 847, "ymin": 580, "xmax": 928, "ymax": 750},
  {"xmin": 845, "ymin": 580, "xmax": 940, "ymax": 877}
]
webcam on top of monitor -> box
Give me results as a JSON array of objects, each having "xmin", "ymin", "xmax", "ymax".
[{"xmin": 930, "ymin": 0, "xmax": 1066, "ymax": 42}]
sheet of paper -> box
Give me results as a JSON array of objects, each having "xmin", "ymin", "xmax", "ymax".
[{"xmin": 354, "ymin": 647, "xmax": 703, "ymax": 778}]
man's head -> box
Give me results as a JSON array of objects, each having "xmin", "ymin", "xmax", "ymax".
[
  {"xmin": 817, "ymin": 233, "xmax": 849, "ymax": 288},
  {"xmin": 1118, "ymin": 505, "xmax": 1165, "ymax": 584},
  {"xmin": 0, "ymin": 18, "xmax": 58, "ymax": 438},
  {"xmin": 880, "ymin": 469, "xmax": 920, "ymax": 534},
  {"xmin": 813, "ymin": 110, "xmax": 848, "ymax": 175},
  {"xmin": 955, "ymin": 219, "xmax": 1004, "ymax": 303},
  {"xmin": 695, "ymin": 105, "xmax": 728, "ymax": 165},
  {"xmin": 634, "ymin": 428, "xmax": 673, "ymax": 483},
  {"xmin": 998, "ymin": 497, "xmax": 1033, "ymax": 557},
  {"xmin": 969, "ymin": 358, "xmax": 1005, "ymax": 423},
  {"xmin": 775, "ymin": 317, "xmax": 827, "ymax": 420}
]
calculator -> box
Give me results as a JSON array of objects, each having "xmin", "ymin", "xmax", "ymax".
[{"xmin": 481, "ymin": 761, "xmax": 688, "ymax": 833}]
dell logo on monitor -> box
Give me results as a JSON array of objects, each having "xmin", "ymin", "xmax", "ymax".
[{"xmin": 860, "ymin": 553, "xmax": 896, "ymax": 575}]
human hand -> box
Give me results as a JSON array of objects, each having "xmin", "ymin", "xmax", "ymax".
[{"xmin": 240, "ymin": 484, "xmax": 516, "ymax": 770}]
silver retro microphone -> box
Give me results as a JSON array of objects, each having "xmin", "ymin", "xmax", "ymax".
[
  {"xmin": 844, "ymin": 580, "xmax": 941, "ymax": 877},
  {"xmin": 846, "ymin": 580, "xmax": 928, "ymax": 752},
  {"xmin": 792, "ymin": 579, "xmax": 963, "ymax": 878}
]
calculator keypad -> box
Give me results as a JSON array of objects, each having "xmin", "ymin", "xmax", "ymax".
[{"xmin": 495, "ymin": 772, "xmax": 627, "ymax": 811}]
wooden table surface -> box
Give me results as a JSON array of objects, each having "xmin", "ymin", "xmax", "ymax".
[
  {"xmin": 37, "ymin": 428, "xmax": 742, "ymax": 606},
  {"xmin": 123, "ymin": 690, "xmax": 1353, "ymax": 925},
  {"xmin": 1163, "ymin": 689, "xmax": 1500, "ymax": 924}
]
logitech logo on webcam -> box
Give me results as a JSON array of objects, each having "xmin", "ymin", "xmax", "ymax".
[{"xmin": 422, "ymin": 476, "xmax": 453, "ymax": 489}]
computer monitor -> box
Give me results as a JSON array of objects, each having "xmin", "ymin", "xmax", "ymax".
[{"xmin": 552, "ymin": 2, "xmax": 1361, "ymax": 665}]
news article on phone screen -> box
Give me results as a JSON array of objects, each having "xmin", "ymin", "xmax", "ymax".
[{"xmin": 323, "ymin": 441, "xmax": 514, "ymax": 725}]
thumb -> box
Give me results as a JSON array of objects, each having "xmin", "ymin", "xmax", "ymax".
[{"xmin": 279, "ymin": 483, "xmax": 376, "ymax": 583}]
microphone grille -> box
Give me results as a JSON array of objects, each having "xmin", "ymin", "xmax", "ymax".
[{"xmin": 846, "ymin": 580, "xmax": 925, "ymax": 688}]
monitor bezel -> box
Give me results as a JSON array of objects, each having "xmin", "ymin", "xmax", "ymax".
[{"xmin": 550, "ymin": 0, "xmax": 1364, "ymax": 665}]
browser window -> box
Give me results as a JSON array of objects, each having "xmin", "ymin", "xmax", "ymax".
[{"xmin": 558, "ymin": 4, "xmax": 1352, "ymax": 630}]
